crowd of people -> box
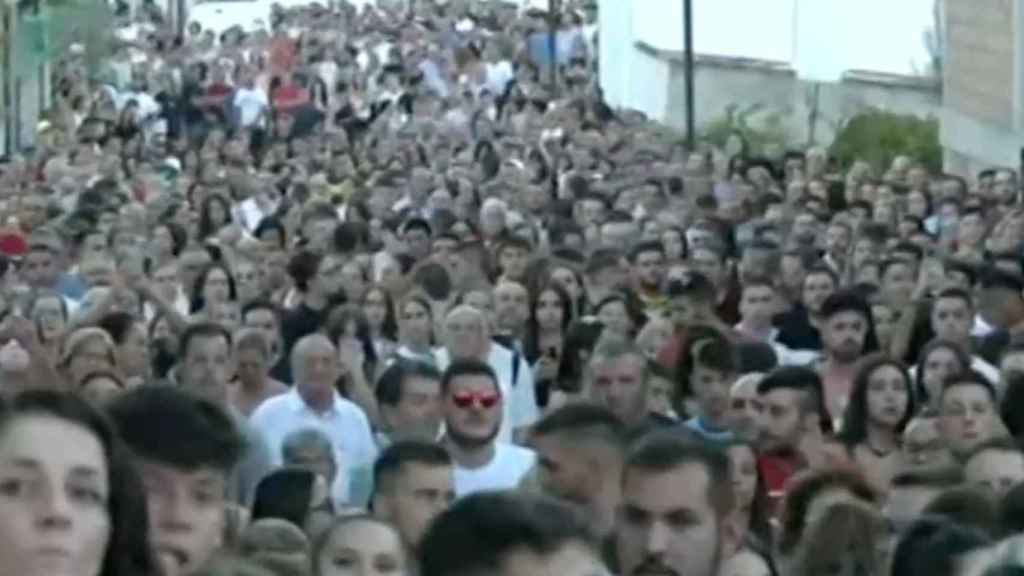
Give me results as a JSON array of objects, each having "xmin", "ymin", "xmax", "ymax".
[{"xmin": 4, "ymin": 0, "xmax": 1024, "ymax": 575}]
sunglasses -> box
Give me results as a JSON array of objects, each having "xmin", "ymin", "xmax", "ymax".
[{"xmin": 451, "ymin": 392, "xmax": 499, "ymax": 410}]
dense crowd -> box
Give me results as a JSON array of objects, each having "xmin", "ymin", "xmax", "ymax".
[{"xmin": 5, "ymin": 0, "xmax": 1024, "ymax": 575}]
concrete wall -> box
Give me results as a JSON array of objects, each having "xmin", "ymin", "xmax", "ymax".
[
  {"xmin": 636, "ymin": 43, "xmax": 942, "ymax": 149},
  {"xmin": 941, "ymin": 0, "xmax": 1024, "ymax": 176}
]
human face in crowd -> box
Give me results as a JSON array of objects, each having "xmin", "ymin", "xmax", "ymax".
[
  {"xmin": 139, "ymin": 452, "xmax": 225, "ymax": 576},
  {"xmin": 690, "ymin": 364, "xmax": 733, "ymax": 428},
  {"xmin": 552, "ymin": 264, "xmax": 585, "ymax": 303},
  {"xmin": 957, "ymin": 211, "xmax": 987, "ymax": 248},
  {"xmin": 400, "ymin": 300, "xmax": 432, "ymax": 349},
  {"xmin": 498, "ymin": 246, "xmax": 529, "ymax": 281},
  {"xmin": 920, "ymin": 345, "xmax": 964, "ymax": 405},
  {"xmin": 23, "ymin": 249, "xmax": 59, "ymax": 289},
  {"xmin": 851, "ymin": 239, "xmax": 877, "ymax": 273},
  {"xmin": 382, "ymin": 374, "xmax": 442, "ymax": 442},
  {"xmin": 739, "ymin": 285, "xmax": 776, "ymax": 329},
  {"xmin": 931, "ymin": 295, "xmax": 973, "ymax": 344},
  {"xmin": 729, "ymin": 376, "xmax": 763, "ymax": 443},
  {"xmin": 67, "ymin": 338, "xmax": 114, "ymax": 387},
  {"xmin": 801, "ymin": 272, "xmax": 835, "ymax": 314},
  {"xmin": 0, "ymin": 414, "xmax": 110, "ymax": 576},
  {"xmin": 233, "ymin": 261, "xmax": 261, "ymax": 304},
  {"xmin": 881, "ymin": 262, "xmax": 915, "ymax": 308},
  {"xmin": 494, "ymin": 282, "xmax": 529, "ymax": 335},
  {"xmin": 443, "ymin": 372, "xmax": 502, "ymax": 449},
  {"xmin": 778, "ymin": 254, "xmax": 806, "ymax": 299},
  {"xmin": 535, "ymin": 288, "xmax": 566, "ymax": 332},
  {"xmin": 242, "ymin": 308, "xmax": 280, "ymax": 358},
  {"xmin": 152, "ymin": 263, "xmax": 181, "ymax": 302},
  {"xmin": 443, "ymin": 309, "xmax": 488, "ymax": 360},
  {"xmin": 317, "ymin": 518, "xmax": 405, "ymax": 576},
  {"xmin": 865, "ymin": 364, "xmax": 910, "ymax": 429},
  {"xmin": 965, "ymin": 447, "xmax": 1024, "ymax": 497},
  {"xmin": 180, "ymin": 335, "xmax": 233, "ymax": 403},
  {"xmin": 938, "ymin": 383, "xmax": 997, "ymax": 458},
  {"xmin": 235, "ymin": 346, "xmax": 269, "ymax": 386},
  {"xmin": 759, "ymin": 388, "xmax": 807, "ymax": 453},
  {"xmin": 727, "ymin": 443, "xmax": 758, "ymax": 513},
  {"xmin": 616, "ymin": 462, "xmax": 733, "ymax": 576},
  {"xmin": 824, "ymin": 223, "xmax": 851, "ymax": 259},
  {"xmin": 363, "ymin": 289, "xmax": 389, "ymax": 334},
  {"xmin": 634, "ymin": 249, "xmax": 665, "ymax": 290},
  {"xmin": 821, "ymin": 310, "xmax": 868, "ymax": 363},
  {"xmin": 293, "ymin": 336, "xmax": 341, "ymax": 401},
  {"xmin": 374, "ymin": 462, "xmax": 454, "ymax": 553},
  {"xmin": 116, "ymin": 322, "xmax": 148, "ymax": 379},
  {"xmin": 597, "ymin": 299, "xmax": 632, "ymax": 338},
  {"xmin": 31, "ymin": 295, "xmax": 65, "ymax": 342},
  {"xmin": 590, "ymin": 354, "xmax": 647, "ymax": 425},
  {"xmin": 689, "ymin": 248, "xmax": 724, "ymax": 288}
]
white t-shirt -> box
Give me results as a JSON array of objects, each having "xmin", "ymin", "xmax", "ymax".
[
  {"xmin": 454, "ymin": 443, "xmax": 536, "ymax": 497},
  {"xmin": 233, "ymin": 87, "xmax": 269, "ymax": 128},
  {"xmin": 435, "ymin": 343, "xmax": 539, "ymax": 443}
]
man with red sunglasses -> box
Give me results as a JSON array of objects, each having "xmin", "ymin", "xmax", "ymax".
[{"xmin": 440, "ymin": 358, "xmax": 537, "ymax": 497}]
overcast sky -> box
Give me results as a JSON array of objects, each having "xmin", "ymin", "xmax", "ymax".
[{"xmin": 633, "ymin": 0, "xmax": 937, "ymax": 79}]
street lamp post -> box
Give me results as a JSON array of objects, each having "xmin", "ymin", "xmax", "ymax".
[{"xmin": 683, "ymin": 0, "xmax": 695, "ymax": 150}]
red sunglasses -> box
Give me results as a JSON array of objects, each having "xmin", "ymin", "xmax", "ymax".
[{"xmin": 451, "ymin": 392, "xmax": 500, "ymax": 410}]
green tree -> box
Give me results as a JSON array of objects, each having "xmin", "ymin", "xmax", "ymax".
[
  {"xmin": 829, "ymin": 109, "xmax": 942, "ymax": 173},
  {"xmin": 700, "ymin": 103, "xmax": 790, "ymax": 157}
]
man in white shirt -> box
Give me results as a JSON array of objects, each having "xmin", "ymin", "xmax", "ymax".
[
  {"xmin": 434, "ymin": 305, "xmax": 538, "ymax": 443},
  {"xmin": 440, "ymin": 358, "xmax": 536, "ymax": 497},
  {"xmin": 250, "ymin": 334, "xmax": 377, "ymax": 506},
  {"xmin": 233, "ymin": 71, "xmax": 269, "ymax": 129}
]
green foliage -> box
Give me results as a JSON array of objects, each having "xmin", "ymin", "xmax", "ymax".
[
  {"xmin": 12, "ymin": 0, "xmax": 114, "ymax": 74},
  {"xmin": 700, "ymin": 103, "xmax": 789, "ymax": 156},
  {"xmin": 829, "ymin": 109, "xmax": 942, "ymax": 173}
]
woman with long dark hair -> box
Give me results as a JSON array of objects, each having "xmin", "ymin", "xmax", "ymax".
[
  {"xmin": 837, "ymin": 354, "xmax": 914, "ymax": 493},
  {"xmin": 361, "ymin": 285, "xmax": 399, "ymax": 359},
  {"xmin": 0, "ymin": 389, "xmax": 158, "ymax": 576},
  {"xmin": 915, "ymin": 339, "xmax": 971, "ymax": 410},
  {"xmin": 524, "ymin": 283, "xmax": 573, "ymax": 408}
]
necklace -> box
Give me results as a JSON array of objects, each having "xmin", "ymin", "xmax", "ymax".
[{"xmin": 864, "ymin": 442, "xmax": 894, "ymax": 458}]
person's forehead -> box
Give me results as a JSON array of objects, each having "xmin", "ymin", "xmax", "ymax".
[
  {"xmin": 449, "ymin": 373, "xmax": 497, "ymax": 391},
  {"xmin": 942, "ymin": 383, "xmax": 992, "ymax": 404},
  {"xmin": 826, "ymin": 310, "xmax": 866, "ymax": 325}
]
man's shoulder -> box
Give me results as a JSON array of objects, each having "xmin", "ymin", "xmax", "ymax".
[{"xmin": 249, "ymin": 391, "xmax": 293, "ymax": 420}]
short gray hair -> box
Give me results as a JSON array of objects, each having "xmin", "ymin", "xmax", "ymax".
[{"xmin": 281, "ymin": 428, "xmax": 334, "ymax": 464}]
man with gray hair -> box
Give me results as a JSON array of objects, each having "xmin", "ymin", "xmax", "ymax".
[
  {"xmin": 281, "ymin": 427, "xmax": 337, "ymax": 490},
  {"xmin": 435, "ymin": 304, "xmax": 538, "ymax": 443},
  {"xmin": 588, "ymin": 334, "xmax": 674, "ymax": 431}
]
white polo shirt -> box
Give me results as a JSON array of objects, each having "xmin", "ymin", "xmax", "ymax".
[{"xmin": 250, "ymin": 388, "xmax": 377, "ymax": 507}]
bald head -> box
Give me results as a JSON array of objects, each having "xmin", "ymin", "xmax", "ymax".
[
  {"xmin": 292, "ymin": 334, "xmax": 339, "ymax": 400},
  {"xmin": 444, "ymin": 305, "xmax": 488, "ymax": 360}
]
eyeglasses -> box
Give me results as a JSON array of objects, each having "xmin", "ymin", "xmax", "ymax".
[{"xmin": 451, "ymin": 392, "xmax": 499, "ymax": 410}]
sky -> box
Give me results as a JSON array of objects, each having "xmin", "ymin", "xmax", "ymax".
[{"xmin": 633, "ymin": 0, "xmax": 938, "ymax": 79}]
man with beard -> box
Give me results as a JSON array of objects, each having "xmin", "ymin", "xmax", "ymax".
[
  {"xmin": 615, "ymin": 433, "xmax": 738, "ymax": 576},
  {"xmin": 817, "ymin": 290, "xmax": 875, "ymax": 422},
  {"xmin": 756, "ymin": 366, "xmax": 835, "ymax": 514},
  {"xmin": 531, "ymin": 403, "xmax": 626, "ymax": 537},
  {"xmin": 629, "ymin": 240, "xmax": 667, "ymax": 315},
  {"xmin": 436, "ymin": 305, "xmax": 538, "ymax": 443},
  {"xmin": 440, "ymin": 358, "xmax": 536, "ymax": 497}
]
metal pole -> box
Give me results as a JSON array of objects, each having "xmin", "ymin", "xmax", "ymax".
[
  {"xmin": 2, "ymin": 4, "xmax": 11, "ymax": 155},
  {"xmin": 548, "ymin": 0, "xmax": 558, "ymax": 94},
  {"xmin": 683, "ymin": 0, "xmax": 695, "ymax": 150}
]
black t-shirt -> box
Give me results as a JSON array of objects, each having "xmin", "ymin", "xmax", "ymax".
[{"xmin": 272, "ymin": 302, "xmax": 327, "ymax": 384}]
